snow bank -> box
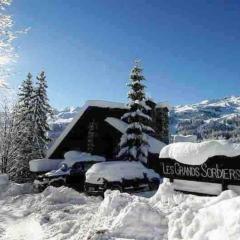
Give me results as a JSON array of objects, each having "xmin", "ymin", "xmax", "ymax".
[
  {"xmin": 2, "ymin": 181, "xmax": 240, "ymax": 239},
  {"xmin": 87, "ymin": 190, "xmax": 167, "ymax": 240},
  {"xmin": 4, "ymin": 216, "xmax": 44, "ymax": 240},
  {"xmin": 0, "ymin": 174, "xmax": 9, "ymax": 185},
  {"xmin": 41, "ymin": 186, "xmax": 89, "ymax": 204},
  {"xmin": 29, "ymin": 158, "xmax": 63, "ymax": 172},
  {"xmin": 160, "ymin": 140, "xmax": 240, "ymax": 165},
  {"xmin": 173, "ymin": 134, "xmax": 197, "ymax": 143},
  {"xmin": 0, "ymin": 185, "xmax": 101, "ymax": 239},
  {"xmin": 0, "ymin": 182, "xmax": 33, "ymax": 199},
  {"xmin": 167, "ymin": 189, "xmax": 240, "ymax": 240},
  {"xmin": 85, "ymin": 161, "xmax": 159, "ymax": 184}
]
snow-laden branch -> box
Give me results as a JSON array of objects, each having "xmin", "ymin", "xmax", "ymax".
[{"xmin": 0, "ymin": 0, "xmax": 28, "ymax": 88}]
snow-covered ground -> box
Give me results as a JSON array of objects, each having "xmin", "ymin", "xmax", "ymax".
[{"xmin": 1, "ymin": 181, "xmax": 240, "ymax": 240}]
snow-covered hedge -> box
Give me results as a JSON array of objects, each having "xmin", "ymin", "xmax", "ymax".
[{"xmin": 160, "ymin": 140, "xmax": 240, "ymax": 165}]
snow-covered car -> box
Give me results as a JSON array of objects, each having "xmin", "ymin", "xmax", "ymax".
[
  {"xmin": 84, "ymin": 161, "xmax": 160, "ymax": 195},
  {"xmin": 33, "ymin": 151, "xmax": 106, "ymax": 192},
  {"xmin": 33, "ymin": 161, "xmax": 86, "ymax": 192}
]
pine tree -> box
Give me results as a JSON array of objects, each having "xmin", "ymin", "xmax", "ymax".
[
  {"xmin": 11, "ymin": 73, "xmax": 35, "ymax": 182},
  {"xmin": 32, "ymin": 71, "xmax": 52, "ymax": 159},
  {"xmin": 118, "ymin": 62, "xmax": 154, "ymax": 163},
  {"xmin": 16, "ymin": 73, "xmax": 34, "ymax": 123}
]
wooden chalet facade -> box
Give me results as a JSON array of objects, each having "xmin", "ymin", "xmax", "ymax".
[{"xmin": 47, "ymin": 100, "xmax": 169, "ymax": 168}]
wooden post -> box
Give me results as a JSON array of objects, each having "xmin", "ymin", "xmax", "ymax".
[{"xmin": 222, "ymin": 181, "xmax": 228, "ymax": 191}]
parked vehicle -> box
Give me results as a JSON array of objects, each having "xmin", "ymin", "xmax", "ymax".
[
  {"xmin": 33, "ymin": 151, "xmax": 106, "ymax": 192},
  {"xmin": 33, "ymin": 162, "xmax": 86, "ymax": 192},
  {"xmin": 84, "ymin": 161, "xmax": 160, "ymax": 196}
]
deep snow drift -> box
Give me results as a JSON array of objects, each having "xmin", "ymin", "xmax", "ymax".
[{"xmin": 1, "ymin": 181, "xmax": 240, "ymax": 239}]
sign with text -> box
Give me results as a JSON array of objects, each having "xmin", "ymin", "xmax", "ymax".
[{"xmin": 158, "ymin": 155, "xmax": 240, "ymax": 185}]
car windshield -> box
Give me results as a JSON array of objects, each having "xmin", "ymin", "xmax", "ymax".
[{"xmin": 60, "ymin": 163, "xmax": 68, "ymax": 172}]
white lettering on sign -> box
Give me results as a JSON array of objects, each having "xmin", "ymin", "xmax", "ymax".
[{"xmin": 160, "ymin": 162, "xmax": 240, "ymax": 181}]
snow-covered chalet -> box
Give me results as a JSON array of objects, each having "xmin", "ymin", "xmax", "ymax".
[{"xmin": 47, "ymin": 99, "xmax": 170, "ymax": 169}]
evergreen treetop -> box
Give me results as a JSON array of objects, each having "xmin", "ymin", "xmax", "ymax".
[{"xmin": 118, "ymin": 62, "xmax": 154, "ymax": 163}]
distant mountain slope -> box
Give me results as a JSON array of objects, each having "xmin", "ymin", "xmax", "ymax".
[
  {"xmin": 48, "ymin": 106, "xmax": 81, "ymax": 143},
  {"xmin": 49, "ymin": 96, "xmax": 240, "ymax": 144},
  {"xmin": 171, "ymin": 96, "xmax": 240, "ymax": 141}
]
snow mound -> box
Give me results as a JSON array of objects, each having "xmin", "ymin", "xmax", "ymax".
[
  {"xmin": 110, "ymin": 201, "xmax": 165, "ymax": 239},
  {"xmin": 88, "ymin": 190, "xmax": 167, "ymax": 240},
  {"xmin": 168, "ymin": 189, "xmax": 240, "ymax": 240},
  {"xmin": 4, "ymin": 217, "xmax": 43, "ymax": 240},
  {"xmin": 150, "ymin": 181, "xmax": 182, "ymax": 206},
  {"xmin": 160, "ymin": 140, "xmax": 240, "ymax": 165},
  {"xmin": 0, "ymin": 182, "xmax": 33, "ymax": 199},
  {"xmin": 42, "ymin": 186, "xmax": 88, "ymax": 205},
  {"xmin": 29, "ymin": 158, "xmax": 63, "ymax": 172},
  {"xmin": 2, "ymin": 181, "xmax": 240, "ymax": 239},
  {"xmin": 85, "ymin": 161, "xmax": 159, "ymax": 184},
  {"xmin": 0, "ymin": 185, "xmax": 101, "ymax": 239}
]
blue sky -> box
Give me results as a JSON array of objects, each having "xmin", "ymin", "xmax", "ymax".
[{"xmin": 9, "ymin": 0, "xmax": 240, "ymax": 109}]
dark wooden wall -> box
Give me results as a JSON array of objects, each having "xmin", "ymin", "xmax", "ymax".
[{"xmin": 50, "ymin": 107, "xmax": 126, "ymax": 159}]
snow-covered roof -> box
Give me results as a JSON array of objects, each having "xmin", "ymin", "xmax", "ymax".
[
  {"xmin": 105, "ymin": 117, "xmax": 166, "ymax": 154},
  {"xmin": 160, "ymin": 140, "xmax": 240, "ymax": 165},
  {"xmin": 156, "ymin": 102, "xmax": 171, "ymax": 111},
  {"xmin": 47, "ymin": 100, "xmax": 127, "ymax": 158}
]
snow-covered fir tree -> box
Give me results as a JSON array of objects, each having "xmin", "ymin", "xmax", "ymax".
[
  {"xmin": 8, "ymin": 72, "xmax": 52, "ymax": 182},
  {"xmin": 32, "ymin": 71, "xmax": 52, "ymax": 158},
  {"xmin": 87, "ymin": 119, "xmax": 98, "ymax": 154},
  {"xmin": 118, "ymin": 62, "xmax": 154, "ymax": 163},
  {"xmin": 11, "ymin": 73, "xmax": 35, "ymax": 182}
]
